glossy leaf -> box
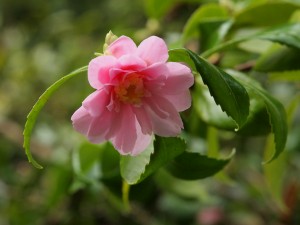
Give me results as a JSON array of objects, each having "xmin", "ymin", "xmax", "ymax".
[
  {"xmin": 120, "ymin": 137, "xmax": 186, "ymax": 185},
  {"xmin": 228, "ymin": 70, "xmax": 288, "ymax": 162},
  {"xmin": 186, "ymin": 49, "xmax": 250, "ymax": 129},
  {"xmin": 23, "ymin": 66, "xmax": 88, "ymax": 169},
  {"xmin": 167, "ymin": 150, "xmax": 234, "ymax": 180},
  {"xmin": 193, "ymin": 81, "xmax": 236, "ymax": 130}
]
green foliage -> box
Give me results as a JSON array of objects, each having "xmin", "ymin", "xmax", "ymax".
[
  {"xmin": 120, "ymin": 137, "xmax": 186, "ymax": 184},
  {"xmin": 167, "ymin": 150, "xmax": 234, "ymax": 180},
  {"xmin": 170, "ymin": 49, "xmax": 250, "ymax": 129},
  {"xmin": 23, "ymin": 66, "xmax": 87, "ymax": 169}
]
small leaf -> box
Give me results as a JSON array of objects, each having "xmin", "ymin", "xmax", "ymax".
[
  {"xmin": 186, "ymin": 49, "xmax": 250, "ymax": 129},
  {"xmin": 120, "ymin": 137, "xmax": 186, "ymax": 185},
  {"xmin": 23, "ymin": 66, "xmax": 88, "ymax": 169},
  {"xmin": 120, "ymin": 139, "xmax": 154, "ymax": 185},
  {"xmin": 167, "ymin": 150, "xmax": 235, "ymax": 180}
]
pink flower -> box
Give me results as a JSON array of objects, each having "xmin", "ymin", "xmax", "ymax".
[{"xmin": 71, "ymin": 35, "xmax": 194, "ymax": 155}]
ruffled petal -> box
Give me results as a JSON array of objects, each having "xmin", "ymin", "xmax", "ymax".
[
  {"xmin": 88, "ymin": 55, "xmax": 117, "ymax": 89},
  {"xmin": 82, "ymin": 89, "xmax": 110, "ymax": 117},
  {"xmin": 165, "ymin": 90, "xmax": 192, "ymax": 112},
  {"xmin": 118, "ymin": 54, "xmax": 147, "ymax": 71},
  {"xmin": 132, "ymin": 106, "xmax": 152, "ymax": 135},
  {"xmin": 71, "ymin": 106, "xmax": 113, "ymax": 143},
  {"xmin": 71, "ymin": 106, "xmax": 92, "ymax": 136},
  {"xmin": 161, "ymin": 62, "xmax": 194, "ymax": 95},
  {"xmin": 137, "ymin": 36, "xmax": 168, "ymax": 65},
  {"xmin": 107, "ymin": 36, "xmax": 137, "ymax": 58},
  {"xmin": 144, "ymin": 96, "xmax": 183, "ymax": 136},
  {"xmin": 111, "ymin": 105, "xmax": 152, "ymax": 155}
]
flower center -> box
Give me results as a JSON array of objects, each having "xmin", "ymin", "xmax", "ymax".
[{"xmin": 114, "ymin": 73, "xmax": 145, "ymax": 104}]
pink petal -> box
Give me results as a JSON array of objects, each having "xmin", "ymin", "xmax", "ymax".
[
  {"xmin": 82, "ymin": 90, "xmax": 110, "ymax": 117},
  {"xmin": 71, "ymin": 106, "xmax": 92, "ymax": 136},
  {"xmin": 137, "ymin": 36, "xmax": 169, "ymax": 65},
  {"xmin": 118, "ymin": 54, "xmax": 147, "ymax": 71},
  {"xmin": 162, "ymin": 62, "xmax": 194, "ymax": 95},
  {"xmin": 88, "ymin": 55, "xmax": 117, "ymax": 89},
  {"xmin": 86, "ymin": 110, "xmax": 113, "ymax": 143},
  {"xmin": 107, "ymin": 36, "xmax": 137, "ymax": 58},
  {"xmin": 165, "ymin": 90, "xmax": 192, "ymax": 112},
  {"xmin": 132, "ymin": 106, "xmax": 152, "ymax": 135},
  {"xmin": 71, "ymin": 106, "xmax": 113, "ymax": 143},
  {"xmin": 111, "ymin": 105, "xmax": 152, "ymax": 155},
  {"xmin": 144, "ymin": 96, "xmax": 183, "ymax": 136}
]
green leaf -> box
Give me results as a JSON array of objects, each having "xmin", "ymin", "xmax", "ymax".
[
  {"xmin": 228, "ymin": 70, "xmax": 288, "ymax": 162},
  {"xmin": 143, "ymin": 0, "xmax": 175, "ymax": 19},
  {"xmin": 120, "ymin": 139, "xmax": 154, "ymax": 185},
  {"xmin": 186, "ymin": 49, "xmax": 250, "ymax": 129},
  {"xmin": 269, "ymin": 70, "xmax": 300, "ymax": 81},
  {"xmin": 263, "ymin": 95, "xmax": 299, "ymax": 211},
  {"xmin": 120, "ymin": 137, "xmax": 186, "ymax": 185},
  {"xmin": 182, "ymin": 3, "xmax": 229, "ymax": 42},
  {"xmin": 23, "ymin": 66, "xmax": 88, "ymax": 169},
  {"xmin": 167, "ymin": 150, "xmax": 234, "ymax": 180},
  {"xmin": 198, "ymin": 20, "xmax": 233, "ymax": 52},
  {"xmin": 234, "ymin": 2, "xmax": 300, "ymax": 26},
  {"xmin": 193, "ymin": 82, "xmax": 236, "ymax": 130},
  {"xmin": 255, "ymin": 45, "xmax": 300, "ymax": 72},
  {"xmin": 202, "ymin": 23, "xmax": 300, "ymax": 58},
  {"xmin": 257, "ymin": 23, "xmax": 300, "ymax": 50}
]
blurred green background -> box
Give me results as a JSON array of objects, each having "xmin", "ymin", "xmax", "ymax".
[{"xmin": 1, "ymin": 0, "xmax": 300, "ymax": 224}]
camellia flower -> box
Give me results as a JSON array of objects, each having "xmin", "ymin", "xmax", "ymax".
[{"xmin": 71, "ymin": 34, "xmax": 194, "ymax": 155}]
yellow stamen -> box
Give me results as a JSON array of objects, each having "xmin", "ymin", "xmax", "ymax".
[{"xmin": 115, "ymin": 73, "xmax": 144, "ymax": 104}]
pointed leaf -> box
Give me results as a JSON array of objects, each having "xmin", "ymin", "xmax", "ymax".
[
  {"xmin": 186, "ymin": 49, "xmax": 250, "ymax": 129},
  {"xmin": 167, "ymin": 150, "xmax": 234, "ymax": 180},
  {"xmin": 120, "ymin": 137, "xmax": 186, "ymax": 185},
  {"xmin": 228, "ymin": 70, "xmax": 288, "ymax": 162},
  {"xmin": 23, "ymin": 66, "xmax": 88, "ymax": 169}
]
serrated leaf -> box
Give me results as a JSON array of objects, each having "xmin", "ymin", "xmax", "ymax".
[
  {"xmin": 193, "ymin": 81, "xmax": 236, "ymax": 130},
  {"xmin": 228, "ymin": 70, "xmax": 288, "ymax": 162},
  {"xmin": 167, "ymin": 150, "xmax": 234, "ymax": 180},
  {"xmin": 23, "ymin": 66, "xmax": 88, "ymax": 169},
  {"xmin": 186, "ymin": 49, "xmax": 250, "ymax": 129},
  {"xmin": 120, "ymin": 139, "xmax": 154, "ymax": 185},
  {"xmin": 120, "ymin": 137, "xmax": 186, "ymax": 185}
]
